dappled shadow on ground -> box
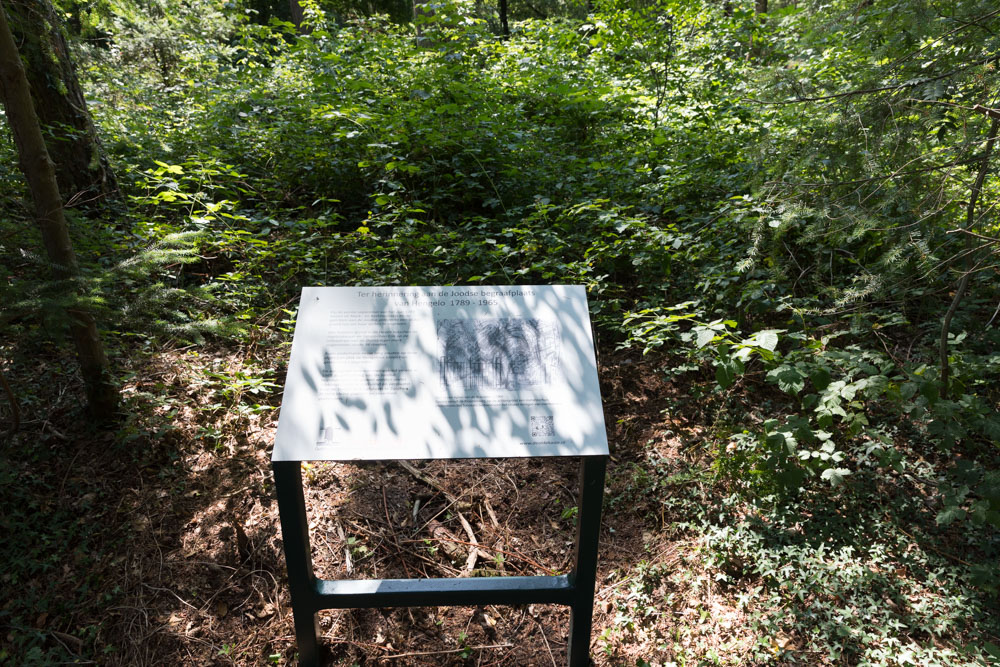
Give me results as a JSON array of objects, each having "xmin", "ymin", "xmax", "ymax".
[
  {"xmin": 25, "ymin": 342, "xmax": 981, "ymax": 665},
  {"xmin": 302, "ymin": 457, "xmax": 582, "ymax": 665},
  {"xmin": 1, "ymin": 342, "xmax": 286, "ymax": 665},
  {"xmin": 0, "ymin": 341, "xmax": 697, "ymax": 665}
]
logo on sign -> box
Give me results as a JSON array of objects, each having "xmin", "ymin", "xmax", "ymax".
[{"xmin": 316, "ymin": 426, "xmax": 339, "ymax": 449}]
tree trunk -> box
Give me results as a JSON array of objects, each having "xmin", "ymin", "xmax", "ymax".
[
  {"xmin": 4, "ymin": 0, "xmax": 119, "ymax": 210},
  {"xmin": 499, "ymin": 0, "xmax": 509, "ymax": 37},
  {"xmin": 289, "ymin": 0, "xmax": 306, "ymax": 32},
  {"xmin": 413, "ymin": 0, "xmax": 434, "ymax": 44},
  {"xmin": 0, "ymin": 0, "xmax": 118, "ymax": 419},
  {"xmin": 755, "ymin": 0, "xmax": 767, "ymax": 14}
]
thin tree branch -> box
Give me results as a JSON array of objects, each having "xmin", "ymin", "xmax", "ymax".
[
  {"xmin": 519, "ymin": 0, "xmax": 547, "ymax": 18},
  {"xmin": 946, "ymin": 228, "xmax": 1000, "ymax": 245},
  {"xmin": 0, "ymin": 363, "xmax": 19, "ymax": 435},
  {"xmin": 766, "ymin": 155, "xmax": 982, "ymax": 189},
  {"xmin": 929, "ymin": 4, "xmax": 1000, "ymax": 38},
  {"xmin": 940, "ymin": 115, "xmax": 1000, "ymax": 398},
  {"xmin": 899, "ymin": 98, "xmax": 1000, "ymax": 118},
  {"xmin": 973, "ymin": 104, "xmax": 1000, "ymax": 120},
  {"xmin": 887, "ymin": 7, "xmax": 1000, "ymax": 72},
  {"xmin": 745, "ymin": 54, "xmax": 1000, "ymax": 105}
]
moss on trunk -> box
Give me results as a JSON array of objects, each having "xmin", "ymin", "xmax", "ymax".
[{"xmin": 5, "ymin": 0, "xmax": 119, "ymax": 210}]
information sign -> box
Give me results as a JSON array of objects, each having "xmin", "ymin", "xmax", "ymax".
[{"xmin": 272, "ymin": 285, "xmax": 608, "ymax": 461}]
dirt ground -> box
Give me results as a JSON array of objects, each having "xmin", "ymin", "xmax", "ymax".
[{"xmin": 2, "ymin": 345, "xmax": 747, "ymax": 666}]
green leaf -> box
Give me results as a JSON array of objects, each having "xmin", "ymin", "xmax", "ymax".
[
  {"xmin": 810, "ymin": 368, "xmax": 831, "ymax": 391},
  {"xmin": 696, "ymin": 329, "xmax": 715, "ymax": 348},
  {"xmin": 716, "ymin": 362, "xmax": 735, "ymax": 389},
  {"xmin": 820, "ymin": 467, "xmax": 851, "ymax": 487},
  {"xmin": 936, "ymin": 506, "xmax": 967, "ymax": 526},
  {"xmin": 755, "ymin": 330, "xmax": 779, "ymax": 351},
  {"xmin": 776, "ymin": 467, "xmax": 805, "ymax": 490},
  {"xmin": 921, "ymin": 381, "xmax": 939, "ymax": 403},
  {"xmin": 767, "ymin": 366, "xmax": 805, "ymax": 395},
  {"xmin": 984, "ymin": 642, "xmax": 1000, "ymax": 661},
  {"xmin": 715, "ymin": 357, "xmax": 744, "ymax": 389}
]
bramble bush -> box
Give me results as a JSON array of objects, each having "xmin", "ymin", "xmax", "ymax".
[{"xmin": 3, "ymin": 0, "xmax": 999, "ymax": 662}]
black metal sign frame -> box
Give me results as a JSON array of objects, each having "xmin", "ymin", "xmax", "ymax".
[{"xmin": 273, "ymin": 455, "xmax": 606, "ymax": 666}]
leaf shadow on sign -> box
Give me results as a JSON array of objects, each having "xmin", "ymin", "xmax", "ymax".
[{"xmin": 285, "ymin": 285, "xmax": 606, "ymax": 462}]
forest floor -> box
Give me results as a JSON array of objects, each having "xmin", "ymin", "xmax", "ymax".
[{"xmin": 1, "ymin": 340, "xmax": 759, "ymax": 666}]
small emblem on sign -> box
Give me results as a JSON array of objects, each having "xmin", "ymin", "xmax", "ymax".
[
  {"xmin": 316, "ymin": 426, "xmax": 338, "ymax": 449},
  {"xmin": 530, "ymin": 416, "xmax": 555, "ymax": 438}
]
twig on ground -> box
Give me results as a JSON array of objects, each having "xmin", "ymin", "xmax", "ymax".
[
  {"xmin": 353, "ymin": 519, "xmax": 463, "ymax": 576},
  {"xmin": 397, "ymin": 461, "xmax": 484, "ymax": 574},
  {"xmin": 336, "ymin": 520, "xmax": 352, "ymax": 573},
  {"xmin": 382, "ymin": 484, "xmax": 414, "ymax": 578},
  {"xmin": 381, "ymin": 643, "xmax": 513, "ymax": 659},
  {"xmin": 46, "ymin": 629, "xmax": 88, "ymax": 661},
  {"xmin": 401, "ymin": 536, "xmax": 555, "ymax": 575},
  {"xmin": 484, "ymin": 499, "xmax": 500, "ymax": 528},
  {"xmin": 457, "ymin": 511, "xmax": 482, "ymax": 573},
  {"xmin": 894, "ymin": 523, "xmax": 975, "ymax": 568},
  {"xmin": 531, "ymin": 615, "xmax": 558, "ymax": 667}
]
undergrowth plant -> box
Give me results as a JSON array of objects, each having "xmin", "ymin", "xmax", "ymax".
[{"xmin": 3, "ymin": 0, "xmax": 999, "ymax": 663}]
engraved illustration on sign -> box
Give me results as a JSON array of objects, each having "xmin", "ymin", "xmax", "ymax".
[{"xmin": 437, "ymin": 319, "xmax": 560, "ymax": 391}]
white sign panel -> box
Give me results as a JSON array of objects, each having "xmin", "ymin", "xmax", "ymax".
[{"xmin": 272, "ymin": 286, "xmax": 608, "ymax": 461}]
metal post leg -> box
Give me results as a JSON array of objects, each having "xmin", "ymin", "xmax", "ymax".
[
  {"xmin": 273, "ymin": 461, "xmax": 321, "ymax": 666},
  {"xmin": 567, "ymin": 456, "xmax": 606, "ymax": 667}
]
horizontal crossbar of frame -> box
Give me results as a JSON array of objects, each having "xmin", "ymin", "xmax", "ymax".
[{"xmin": 312, "ymin": 575, "xmax": 575, "ymax": 609}]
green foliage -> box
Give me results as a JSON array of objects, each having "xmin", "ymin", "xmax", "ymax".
[
  {"xmin": 627, "ymin": 302, "xmax": 1000, "ymax": 505},
  {"xmin": 0, "ymin": 432, "xmax": 125, "ymax": 663},
  {"xmin": 703, "ymin": 487, "xmax": 1000, "ymax": 665},
  {"xmin": 4, "ymin": 0, "xmax": 1000, "ymax": 662}
]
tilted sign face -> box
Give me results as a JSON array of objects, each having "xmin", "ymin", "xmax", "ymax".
[{"xmin": 272, "ymin": 285, "xmax": 609, "ymax": 461}]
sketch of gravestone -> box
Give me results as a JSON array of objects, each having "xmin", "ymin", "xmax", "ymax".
[{"xmin": 437, "ymin": 319, "xmax": 560, "ymax": 390}]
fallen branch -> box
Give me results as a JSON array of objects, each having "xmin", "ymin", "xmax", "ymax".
[
  {"xmin": 893, "ymin": 522, "xmax": 974, "ymax": 568},
  {"xmin": 397, "ymin": 461, "xmax": 483, "ymax": 574},
  {"xmin": 403, "ymin": 536, "xmax": 556, "ymax": 575},
  {"xmin": 382, "ymin": 485, "xmax": 414, "ymax": 578},
  {"xmin": 427, "ymin": 519, "xmax": 467, "ymax": 562},
  {"xmin": 457, "ymin": 512, "xmax": 481, "ymax": 573},
  {"xmin": 531, "ymin": 615, "xmax": 558, "ymax": 667},
  {"xmin": 397, "ymin": 461, "xmax": 460, "ymax": 504},
  {"xmin": 335, "ymin": 520, "xmax": 352, "ymax": 573},
  {"xmin": 382, "ymin": 643, "xmax": 513, "ymax": 660},
  {"xmin": 349, "ymin": 517, "xmax": 462, "ymax": 576}
]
